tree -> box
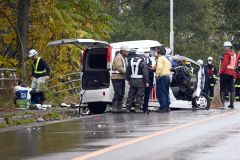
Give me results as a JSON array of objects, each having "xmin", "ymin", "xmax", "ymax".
[
  {"xmin": 110, "ymin": 0, "xmax": 216, "ymax": 61},
  {"xmin": 16, "ymin": 0, "xmax": 30, "ymax": 80}
]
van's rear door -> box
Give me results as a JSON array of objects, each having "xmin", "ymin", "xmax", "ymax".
[
  {"xmin": 48, "ymin": 39, "xmax": 109, "ymax": 48},
  {"xmin": 48, "ymin": 39, "xmax": 110, "ymax": 90}
]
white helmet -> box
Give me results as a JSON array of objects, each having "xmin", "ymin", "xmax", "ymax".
[
  {"xmin": 223, "ymin": 41, "xmax": 232, "ymax": 47},
  {"xmin": 29, "ymin": 49, "xmax": 38, "ymax": 57},
  {"xmin": 197, "ymin": 59, "xmax": 203, "ymax": 66},
  {"xmin": 136, "ymin": 48, "xmax": 145, "ymax": 55},
  {"xmin": 208, "ymin": 57, "xmax": 213, "ymax": 61},
  {"xmin": 120, "ymin": 45, "xmax": 130, "ymax": 51},
  {"xmin": 144, "ymin": 46, "xmax": 151, "ymax": 53}
]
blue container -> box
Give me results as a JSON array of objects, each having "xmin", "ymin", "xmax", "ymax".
[{"xmin": 16, "ymin": 90, "xmax": 28, "ymax": 100}]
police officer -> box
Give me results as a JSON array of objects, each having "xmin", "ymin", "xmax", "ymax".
[
  {"xmin": 29, "ymin": 49, "xmax": 50, "ymax": 104},
  {"xmin": 220, "ymin": 41, "xmax": 236, "ymax": 108},
  {"xmin": 205, "ymin": 57, "xmax": 218, "ymax": 100},
  {"xmin": 111, "ymin": 45, "xmax": 129, "ymax": 112},
  {"xmin": 142, "ymin": 47, "xmax": 155, "ymax": 113},
  {"xmin": 125, "ymin": 48, "xmax": 149, "ymax": 112}
]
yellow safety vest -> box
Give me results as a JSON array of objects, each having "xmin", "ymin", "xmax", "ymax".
[{"xmin": 34, "ymin": 57, "xmax": 46, "ymax": 74}]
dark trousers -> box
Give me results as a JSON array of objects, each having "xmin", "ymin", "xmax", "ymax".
[
  {"xmin": 235, "ymin": 79, "xmax": 240, "ymax": 101},
  {"xmin": 30, "ymin": 91, "xmax": 45, "ymax": 104},
  {"xmin": 112, "ymin": 79, "xmax": 125, "ymax": 104},
  {"xmin": 126, "ymin": 86, "xmax": 145, "ymax": 108},
  {"xmin": 156, "ymin": 76, "xmax": 170, "ymax": 110},
  {"xmin": 203, "ymin": 80, "xmax": 209, "ymax": 95},
  {"xmin": 220, "ymin": 74, "xmax": 234, "ymax": 93},
  {"xmin": 209, "ymin": 85, "xmax": 215, "ymax": 99},
  {"xmin": 143, "ymin": 77, "xmax": 153, "ymax": 112}
]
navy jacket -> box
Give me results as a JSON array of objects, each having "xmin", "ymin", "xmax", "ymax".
[{"xmin": 32, "ymin": 57, "xmax": 51, "ymax": 78}]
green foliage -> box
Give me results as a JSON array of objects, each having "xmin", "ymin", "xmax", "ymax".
[
  {"xmin": 0, "ymin": 55, "xmax": 18, "ymax": 67},
  {"xmin": 110, "ymin": 0, "xmax": 240, "ymax": 66},
  {"xmin": 0, "ymin": 0, "xmax": 114, "ymax": 86},
  {"xmin": 1, "ymin": 0, "xmax": 240, "ymax": 89},
  {"xmin": 42, "ymin": 111, "xmax": 63, "ymax": 120}
]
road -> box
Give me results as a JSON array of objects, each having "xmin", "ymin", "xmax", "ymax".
[{"xmin": 1, "ymin": 105, "xmax": 240, "ymax": 160}]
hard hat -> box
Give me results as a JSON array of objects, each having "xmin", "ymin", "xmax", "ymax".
[
  {"xmin": 165, "ymin": 48, "xmax": 172, "ymax": 55},
  {"xmin": 208, "ymin": 57, "xmax": 213, "ymax": 61},
  {"xmin": 29, "ymin": 49, "xmax": 38, "ymax": 57},
  {"xmin": 197, "ymin": 59, "xmax": 203, "ymax": 66},
  {"xmin": 120, "ymin": 45, "xmax": 130, "ymax": 51},
  {"xmin": 144, "ymin": 46, "xmax": 151, "ymax": 53},
  {"xmin": 136, "ymin": 48, "xmax": 145, "ymax": 55},
  {"xmin": 223, "ymin": 41, "xmax": 232, "ymax": 47}
]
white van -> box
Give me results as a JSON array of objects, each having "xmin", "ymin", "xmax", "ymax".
[{"xmin": 48, "ymin": 39, "xmax": 210, "ymax": 114}]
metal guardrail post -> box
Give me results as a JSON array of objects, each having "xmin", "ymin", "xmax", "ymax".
[
  {"xmin": 0, "ymin": 68, "xmax": 18, "ymax": 90},
  {"xmin": 0, "ymin": 71, "xmax": 4, "ymax": 89}
]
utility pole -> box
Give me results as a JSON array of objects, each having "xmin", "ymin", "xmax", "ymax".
[{"xmin": 170, "ymin": 0, "xmax": 174, "ymax": 55}]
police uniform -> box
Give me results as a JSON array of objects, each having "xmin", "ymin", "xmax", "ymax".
[
  {"xmin": 143, "ymin": 56, "xmax": 155, "ymax": 112},
  {"xmin": 205, "ymin": 64, "xmax": 217, "ymax": 99},
  {"xmin": 125, "ymin": 52, "xmax": 149, "ymax": 111}
]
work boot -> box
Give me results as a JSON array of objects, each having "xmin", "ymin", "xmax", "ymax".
[
  {"xmin": 220, "ymin": 92, "xmax": 225, "ymax": 106},
  {"xmin": 228, "ymin": 92, "xmax": 235, "ymax": 109},
  {"xmin": 111, "ymin": 101, "xmax": 118, "ymax": 112}
]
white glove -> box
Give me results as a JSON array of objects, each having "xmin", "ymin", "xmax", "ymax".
[{"xmin": 146, "ymin": 83, "xmax": 149, "ymax": 88}]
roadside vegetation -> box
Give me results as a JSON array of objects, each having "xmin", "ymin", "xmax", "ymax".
[{"xmin": 0, "ymin": 0, "xmax": 239, "ymax": 112}]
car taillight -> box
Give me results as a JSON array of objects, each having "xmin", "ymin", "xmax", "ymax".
[
  {"xmin": 107, "ymin": 46, "xmax": 112, "ymax": 69},
  {"xmin": 81, "ymin": 48, "xmax": 86, "ymax": 65}
]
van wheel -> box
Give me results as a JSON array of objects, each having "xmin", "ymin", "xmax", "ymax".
[
  {"xmin": 192, "ymin": 92, "xmax": 210, "ymax": 110},
  {"xmin": 88, "ymin": 103, "xmax": 107, "ymax": 114}
]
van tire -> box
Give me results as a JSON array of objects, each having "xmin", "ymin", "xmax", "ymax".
[
  {"xmin": 192, "ymin": 92, "xmax": 210, "ymax": 110},
  {"xmin": 88, "ymin": 102, "xmax": 107, "ymax": 114}
]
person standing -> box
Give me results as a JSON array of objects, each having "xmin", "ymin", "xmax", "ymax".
[
  {"xmin": 142, "ymin": 47, "xmax": 155, "ymax": 113},
  {"xmin": 111, "ymin": 45, "xmax": 129, "ymax": 112},
  {"xmin": 235, "ymin": 58, "xmax": 240, "ymax": 101},
  {"xmin": 219, "ymin": 41, "xmax": 236, "ymax": 108},
  {"xmin": 125, "ymin": 48, "xmax": 149, "ymax": 112},
  {"xmin": 155, "ymin": 46, "xmax": 172, "ymax": 112},
  {"xmin": 205, "ymin": 57, "xmax": 218, "ymax": 100},
  {"xmin": 29, "ymin": 49, "xmax": 50, "ymax": 104}
]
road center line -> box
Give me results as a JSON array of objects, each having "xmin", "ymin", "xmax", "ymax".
[{"xmin": 72, "ymin": 111, "xmax": 237, "ymax": 160}]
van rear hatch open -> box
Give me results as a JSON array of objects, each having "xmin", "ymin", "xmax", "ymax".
[{"xmin": 48, "ymin": 39, "xmax": 110, "ymax": 90}]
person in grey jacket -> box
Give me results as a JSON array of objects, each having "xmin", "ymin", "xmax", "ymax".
[{"xmin": 125, "ymin": 48, "xmax": 149, "ymax": 112}]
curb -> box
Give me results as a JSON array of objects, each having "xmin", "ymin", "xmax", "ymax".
[{"xmin": 0, "ymin": 118, "xmax": 5, "ymax": 124}]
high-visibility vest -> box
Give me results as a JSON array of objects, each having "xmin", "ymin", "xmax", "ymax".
[
  {"xmin": 130, "ymin": 58, "xmax": 143, "ymax": 78},
  {"xmin": 34, "ymin": 57, "xmax": 46, "ymax": 74},
  {"xmin": 227, "ymin": 54, "xmax": 236, "ymax": 70}
]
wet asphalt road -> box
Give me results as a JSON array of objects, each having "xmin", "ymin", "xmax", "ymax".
[{"xmin": 1, "ymin": 105, "xmax": 240, "ymax": 160}]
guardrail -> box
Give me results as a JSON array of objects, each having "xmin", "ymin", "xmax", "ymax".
[
  {"xmin": 47, "ymin": 72, "xmax": 81, "ymax": 95},
  {"xmin": 0, "ymin": 68, "xmax": 18, "ymax": 90}
]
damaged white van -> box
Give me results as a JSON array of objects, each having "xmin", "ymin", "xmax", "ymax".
[{"xmin": 48, "ymin": 39, "xmax": 210, "ymax": 114}]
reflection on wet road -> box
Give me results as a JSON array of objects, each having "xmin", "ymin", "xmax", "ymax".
[{"xmin": 1, "ymin": 108, "xmax": 240, "ymax": 160}]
